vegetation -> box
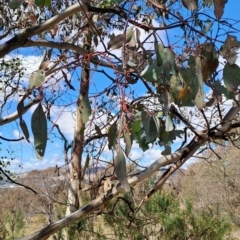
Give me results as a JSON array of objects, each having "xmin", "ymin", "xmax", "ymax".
[{"xmin": 0, "ymin": 0, "xmax": 240, "ymax": 239}]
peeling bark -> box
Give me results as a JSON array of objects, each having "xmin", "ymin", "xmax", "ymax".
[{"xmin": 63, "ymin": 29, "xmax": 92, "ymax": 239}]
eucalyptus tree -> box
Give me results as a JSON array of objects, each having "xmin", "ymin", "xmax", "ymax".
[{"xmin": 0, "ymin": 0, "xmax": 240, "ymax": 239}]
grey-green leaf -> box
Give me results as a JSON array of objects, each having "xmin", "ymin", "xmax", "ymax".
[
  {"xmin": 123, "ymin": 129, "xmax": 132, "ymax": 157},
  {"xmin": 223, "ymin": 63, "xmax": 240, "ymax": 92},
  {"xmin": 82, "ymin": 154, "xmax": 90, "ymax": 178},
  {"xmin": 20, "ymin": 119, "xmax": 30, "ymax": 143},
  {"xmin": 31, "ymin": 103, "xmax": 47, "ymax": 160},
  {"xmin": 80, "ymin": 94, "xmax": 91, "ymax": 123},
  {"xmin": 140, "ymin": 59, "xmax": 162, "ymax": 82},
  {"xmin": 95, "ymin": 125, "xmax": 102, "ymax": 135},
  {"xmin": 8, "ymin": 0, "xmax": 23, "ymax": 9},
  {"xmin": 114, "ymin": 147, "xmax": 131, "ymax": 192},
  {"xmin": 107, "ymin": 27, "xmax": 134, "ymax": 50},
  {"xmin": 165, "ymin": 114, "xmax": 173, "ymax": 132},
  {"xmin": 29, "ymin": 70, "xmax": 46, "ymax": 89},
  {"xmin": 108, "ymin": 121, "xmax": 117, "ymax": 149}
]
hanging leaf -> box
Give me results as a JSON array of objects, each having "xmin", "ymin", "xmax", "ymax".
[
  {"xmin": 82, "ymin": 154, "xmax": 90, "ymax": 178},
  {"xmin": 171, "ymin": 68, "xmax": 199, "ymax": 107},
  {"xmin": 195, "ymin": 62, "xmax": 204, "ymax": 110},
  {"xmin": 123, "ymin": 128, "xmax": 132, "ymax": 157},
  {"xmin": 223, "ymin": 63, "xmax": 240, "ymax": 92},
  {"xmin": 108, "ymin": 121, "xmax": 117, "ymax": 149},
  {"xmin": 195, "ymin": 43, "xmax": 218, "ymax": 82},
  {"xmin": 8, "ymin": 0, "xmax": 23, "ymax": 9},
  {"xmin": 31, "ymin": 103, "xmax": 47, "ymax": 160},
  {"xmin": 141, "ymin": 110, "xmax": 150, "ymax": 135},
  {"xmin": 19, "ymin": 119, "xmax": 30, "ymax": 143},
  {"xmin": 205, "ymin": 88, "xmax": 222, "ymax": 107},
  {"xmin": 80, "ymin": 94, "xmax": 91, "ymax": 123},
  {"xmin": 45, "ymin": 0, "xmax": 51, "ymax": 7},
  {"xmin": 0, "ymin": 19, "xmax": 4, "ymax": 31},
  {"xmin": 213, "ymin": 81, "xmax": 230, "ymax": 99},
  {"xmin": 165, "ymin": 114, "xmax": 173, "ymax": 132},
  {"xmin": 154, "ymin": 34, "xmax": 164, "ymax": 67},
  {"xmin": 29, "ymin": 70, "xmax": 46, "ymax": 89},
  {"xmin": 107, "ymin": 27, "xmax": 134, "ymax": 50},
  {"xmin": 114, "ymin": 147, "xmax": 131, "ymax": 192},
  {"xmin": 95, "ymin": 125, "xmax": 102, "ymax": 135},
  {"xmin": 146, "ymin": 117, "xmax": 158, "ymax": 143},
  {"xmin": 220, "ymin": 35, "xmax": 240, "ymax": 64},
  {"xmin": 35, "ymin": 0, "xmax": 45, "ymax": 7},
  {"xmin": 140, "ymin": 59, "xmax": 162, "ymax": 82},
  {"xmin": 182, "ymin": 0, "xmax": 198, "ymax": 10},
  {"xmin": 17, "ymin": 97, "xmax": 25, "ymax": 118},
  {"xmin": 162, "ymin": 145, "xmax": 171, "ymax": 155},
  {"xmin": 213, "ymin": 0, "xmax": 228, "ymax": 19}
]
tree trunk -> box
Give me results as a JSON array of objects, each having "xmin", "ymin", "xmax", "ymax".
[{"xmin": 64, "ymin": 28, "xmax": 92, "ymax": 239}]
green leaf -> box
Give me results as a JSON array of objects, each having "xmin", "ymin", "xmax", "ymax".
[
  {"xmin": 123, "ymin": 129, "xmax": 132, "ymax": 157},
  {"xmin": 107, "ymin": 27, "xmax": 134, "ymax": 50},
  {"xmin": 162, "ymin": 145, "xmax": 171, "ymax": 155},
  {"xmin": 108, "ymin": 121, "xmax": 117, "ymax": 149},
  {"xmin": 95, "ymin": 125, "xmax": 102, "ymax": 135},
  {"xmin": 213, "ymin": 81, "xmax": 230, "ymax": 99},
  {"xmin": 154, "ymin": 36, "xmax": 164, "ymax": 66},
  {"xmin": 220, "ymin": 35, "xmax": 240, "ymax": 61},
  {"xmin": 31, "ymin": 103, "xmax": 47, "ymax": 159},
  {"xmin": 29, "ymin": 70, "xmax": 45, "ymax": 89},
  {"xmin": 35, "ymin": 0, "xmax": 45, "ymax": 7},
  {"xmin": 146, "ymin": 117, "xmax": 158, "ymax": 143},
  {"xmin": 8, "ymin": 0, "xmax": 23, "ymax": 9},
  {"xmin": 195, "ymin": 62, "xmax": 204, "ymax": 110},
  {"xmin": 163, "ymin": 48, "xmax": 176, "ymax": 74},
  {"xmin": 80, "ymin": 94, "xmax": 91, "ymax": 123},
  {"xmin": 140, "ymin": 59, "xmax": 162, "ymax": 82},
  {"xmin": 45, "ymin": 0, "xmax": 51, "ymax": 7},
  {"xmin": 141, "ymin": 110, "xmax": 150, "ymax": 135},
  {"xmin": 17, "ymin": 97, "xmax": 24, "ymax": 118},
  {"xmin": 82, "ymin": 154, "xmax": 90, "ymax": 178},
  {"xmin": 165, "ymin": 114, "xmax": 173, "ymax": 132},
  {"xmin": 114, "ymin": 147, "xmax": 131, "ymax": 192},
  {"xmin": 223, "ymin": 63, "xmax": 240, "ymax": 92},
  {"xmin": 19, "ymin": 119, "xmax": 30, "ymax": 143}
]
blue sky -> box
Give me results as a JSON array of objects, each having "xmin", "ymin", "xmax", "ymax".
[{"xmin": 0, "ymin": 1, "xmax": 240, "ymax": 173}]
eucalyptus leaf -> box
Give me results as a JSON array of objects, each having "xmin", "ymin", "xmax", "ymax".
[
  {"xmin": 223, "ymin": 63, "xmax": 240, "ymax": 92},
  {"xmin": 107, "ymin": 27, "xmax": 134, "ymax": 50},
  {"xmin": 29, "ymin": 70, "xmax": 46, "ymax": 89},
  {"xmin": 20, "ymin": 119, "xmax": 30, "ymax": 143},
  {"xmin": 82, "ymin": 154, "xmax": 90, "ymax": 178},
  {"xmin": 195, "ymin": 62, "xmax": 204, "ymax": 110},
  {"xmin": 165, "ymin": 114, "xmax": 173, "ymax": 132},
  {"xmin": 80, "ymin": 94, "xmax": 91, "ymax": 123},
  {"xmin": 95, "ymin": 125, "xmax": 102, "ymax": 135},
  {"xmin": 114, "ymin": 147, "xmax": 131, "ymax": 192},
  {"xmin": 31, "ymin": 103, "xmax": 47, "ymax": 160},
  {"xmin": 140, "ymin": 59, "xmax": 162, "ymax": 82},
  {"xmin": 123, "ymin": 129, "xmax": 132, "ymax": 157},
  {"xmin": 35, "ymin": 0, "xmax": 45, "ymax": 7},
  {"xmin": 108, "ymin": 121, "xmax": 117, "ymax": 149},
  {"xmin": 8, "ymin": 0, "xmax": 23, "ymax": 9}
]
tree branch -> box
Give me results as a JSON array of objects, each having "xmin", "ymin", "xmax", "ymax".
[
  {"xmin": 18, "ymin": 105, "xmax": 240, "ymax": 240},
  {"xmin": 0, "ymin": 98, "xmax": 40, "ymax": 126},
  {"xmin": 0, "ymin": 167, "xmax": 37, "ymax": 194}
]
